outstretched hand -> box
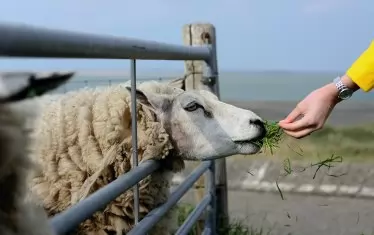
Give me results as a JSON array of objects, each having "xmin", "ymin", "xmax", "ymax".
[{"xmin": 278, "ymin": 83, "xmax": 340, "ymax": 138}]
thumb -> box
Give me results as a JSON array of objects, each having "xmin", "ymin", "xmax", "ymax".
[{"xmin": 279, "ymin": 107, "xmax": 302, "ymax": 124}]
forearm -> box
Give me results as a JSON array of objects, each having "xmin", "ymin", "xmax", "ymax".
[{"xmin": 346, "ymin": 40, "xmax": 374, "ymax": 92}]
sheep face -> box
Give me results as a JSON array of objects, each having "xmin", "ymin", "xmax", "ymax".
[{"xmin": 128, "ymin": 81, "xmax": 266, "ymax": 161}]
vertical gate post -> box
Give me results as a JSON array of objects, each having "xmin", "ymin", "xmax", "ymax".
[{"xmin": 182, "ymin": 23, "xmax": 228, "ymax": 233}]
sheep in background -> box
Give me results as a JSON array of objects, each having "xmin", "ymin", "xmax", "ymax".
[
  {"xmin": 26, "ymin": 76, "xmax": 267, "ymax": 235},
  {"xmin": 0, "ymin": 72, "xmax": 74, "ymax": 235}
]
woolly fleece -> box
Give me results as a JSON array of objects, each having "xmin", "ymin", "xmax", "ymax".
[{"xmin": 28, "ymin": 82, "xmax": 185, "ymax": 234}]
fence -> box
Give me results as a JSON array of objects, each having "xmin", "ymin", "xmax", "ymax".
[
  {"xmin": 51, "ymin": 77, "xmax": 166, "ymax": 94},
  {"xmin": 0, "ymin": 22, "xmax": 228, "ymax": 235}
]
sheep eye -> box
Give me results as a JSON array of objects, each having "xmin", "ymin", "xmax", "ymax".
[{"xmin": 184, "ymin": 102, "xmax": 199, "ymax": 112}]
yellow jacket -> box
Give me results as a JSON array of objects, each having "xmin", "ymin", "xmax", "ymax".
[{"xmin": 346, "ymin": 40, "xmax": 374, "ymax": 92}]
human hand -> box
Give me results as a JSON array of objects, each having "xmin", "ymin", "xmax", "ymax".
[{"xmin": 278, "ymin": 83, "xmax": 340, "ymax": 138}]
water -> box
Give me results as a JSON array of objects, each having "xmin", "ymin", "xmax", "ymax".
[{"xmin": 54, "ymin": 71, "xmax": 374, "ymax": 102}]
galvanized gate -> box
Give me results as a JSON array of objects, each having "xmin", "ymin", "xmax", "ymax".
[{"xmin": 0, "ymin": 22, "xmax": 224, "ymax": 235}]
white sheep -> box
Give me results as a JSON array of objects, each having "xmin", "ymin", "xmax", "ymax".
[
  {"xmin": 0, "ymin": 72, "xmax": 73, "ymax": 235},
  {"xmin": 26, "ymin": 77, "xmax": 267, "ymax": 235}
]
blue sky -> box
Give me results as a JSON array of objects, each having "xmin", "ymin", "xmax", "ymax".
[{"xmin": 0, "ymin": 0, "xmax": 373, "ymax": 72}]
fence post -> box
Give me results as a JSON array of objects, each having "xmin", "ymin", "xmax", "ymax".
[{"xmin": 182, "ymin": 23, "xmax": 229, "ymax": 233}]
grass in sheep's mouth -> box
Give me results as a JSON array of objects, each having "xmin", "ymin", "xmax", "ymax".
[{"xmin": 254, "ymin": 120, "xmax": 283, "ymax": 154}]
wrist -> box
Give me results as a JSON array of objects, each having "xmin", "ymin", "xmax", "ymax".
[
  {"xmin": 325, "ymin": 74, "xmax": 359, "ymax": 103},
  {"xmin": 324, "ymin": 83, "xmax": 341, "ymax": 104},
  {"xmin": 340, "ymin": 74, "xmax": 360, "ymax": 92}
]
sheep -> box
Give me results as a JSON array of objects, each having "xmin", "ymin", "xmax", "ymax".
[
  {"xmin": 0, "ymin": 72, "xmax": 74, "ymax": 235},
  {"xmin": 25, "ymin": 76, "xmax": 267, "ymax": 235}
]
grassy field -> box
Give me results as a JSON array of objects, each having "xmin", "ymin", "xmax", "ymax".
[{"xmin": 246, "ymin": 122, "xmax": 374, "ymax": 163}]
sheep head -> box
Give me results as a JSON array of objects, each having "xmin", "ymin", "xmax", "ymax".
[
  {"xmin": 126, "ymin": 78, "xmax": 267, "ymax": 161},
  {"xmin": 0, "ymin": 71, "xmax": 74, "ymax": 176},
  {"xmin": 0, "ymin": 72, "xmax": 74, "ymax": 103}
]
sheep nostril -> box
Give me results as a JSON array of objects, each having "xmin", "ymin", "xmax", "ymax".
[
  {"xmin": 249, "ymin": 119, "xmax": 267, "ymax": 139},
  {"xmin": 258, "ymin": 125, "xmax": 267, "ymax": 140},
  {"xmin": 249, "ymin": 119, "xmax": 263, "ymax": 126}
]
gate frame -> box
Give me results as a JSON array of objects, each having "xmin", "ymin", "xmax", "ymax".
[{"xmin": 0, "ymin": 21, "xmax": 228, "ymax": 235}]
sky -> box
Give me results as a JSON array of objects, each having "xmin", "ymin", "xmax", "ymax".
[{"xmin": 0, "ymin": 0, "xmax": 373, "ymax": 72}]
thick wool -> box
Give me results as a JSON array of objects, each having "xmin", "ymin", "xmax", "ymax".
[
  {"xmin": 0, "ymin": 102, "xmax": 55, "ymax": 235},
  {"xmin": 27, "ymin": 82, "xmax": 185, "ymax": 235}
]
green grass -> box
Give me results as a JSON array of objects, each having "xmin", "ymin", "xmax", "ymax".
[
  {"xmin": 258, "ymin": 121, "xmax": 284, "ymax": 155},
  {"xmin": 254, "ymin": 122, "xmax": 374, "ymax": 162},
  {"xmin": 177, "ymin": 203, "xmax": 274, "ymax": 235}
]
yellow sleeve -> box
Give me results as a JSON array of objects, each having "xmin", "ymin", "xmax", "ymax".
[{"xmin": 346, "ymin": 40, "xmax": 374, "ymax": 92}]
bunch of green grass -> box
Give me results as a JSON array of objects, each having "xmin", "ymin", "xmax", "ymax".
[{"xmin": 255, "ymin": 121, "xmax": 284, "ymax": 154}]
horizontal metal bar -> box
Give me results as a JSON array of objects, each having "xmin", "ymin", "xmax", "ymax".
[
  {"xmin": 49, "ymin": 160, "xmax": 160, "ymax": 235},
  {"xmin": 175, "ymin": 194, "xmax": 211, "ymax": 235},
  {"xmin": 0, "ymin": 22, "xmax": 211, "ymax": 60},
  {"xmin": 127, "ymin": 161, "xmax": 211, "ymax": 235}
]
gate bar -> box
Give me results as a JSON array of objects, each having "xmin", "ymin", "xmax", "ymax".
[
  {"xmin": 127, "ymin": 161, "xmax": 210, "ymax": 235},
  {"xmin": 0, "ymin": 22, "xmax": 211, "ymax": 60},
  {"xmin": 175, "ymin": 194, "xmax": 211, "ymax": 235},
  {"xmin": 50, "ymin": 160, "xmax": 160, "ymax": 235},
  {"xmin": 130, "ymin": 59, "xmax": 140, "ymax": 224},
  {"xmin": 203, "ymin": 160, "xmax": 216, "ymax": 234}
]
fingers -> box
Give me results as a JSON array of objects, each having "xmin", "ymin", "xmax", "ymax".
[
  {"xmin": 279, "ymin": 109, "xmax": 320, "ymax": 138},
  {"xmin": 278, "ymin": 118, "xmax": 310, "ymax": 131},
  {"xmin": 283, "ymin": 127, "xmax": 315, "ymax": 139},
  {"xmin": 279, "ymin": 115, "xmax": 318, "ymax": 138},
  {"xmin": 280, "ymin": 106, "xmax": 302, "ymax": 123},
  {"xmin": 279, "ymin": 115, "xmax": 321, "ymax": 138}
]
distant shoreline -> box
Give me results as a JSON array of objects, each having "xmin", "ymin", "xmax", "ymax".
[
  {"xmin": 227, "ymin": 100, "xmax": 374, "ymax": 127},
  {"xmin": 0, "ymin": 69, "xmax": 344, "ymax": 77},
  {"xmin": 3, "ymin": 70, "xmax": 370, "ymax": 126}
]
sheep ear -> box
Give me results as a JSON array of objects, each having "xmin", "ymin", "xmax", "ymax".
[
  {"xmin": 167, "ymin": 77, "xmax": 185, "ymax": 90},
  {"xmin": 0, "ymin": 72, "xmax": 74, "ymax": 103},
  {"xmin": 125, "ymin": 87, "xmax": 170, "ymax": 112}
]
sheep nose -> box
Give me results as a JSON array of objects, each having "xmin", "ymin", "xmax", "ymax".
[{"xmin": 249, "ymin": 119, "xmax": 267, "ymax": 140}]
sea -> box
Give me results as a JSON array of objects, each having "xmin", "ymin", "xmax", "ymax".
[{"xmin": 53, "ymin": 70, "xmax": 374, "ymax": 102}]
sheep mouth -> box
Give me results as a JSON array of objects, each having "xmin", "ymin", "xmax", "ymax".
[{"xmin": 234, "ymin": 138, "xmax": 263, "ymax": 147}]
